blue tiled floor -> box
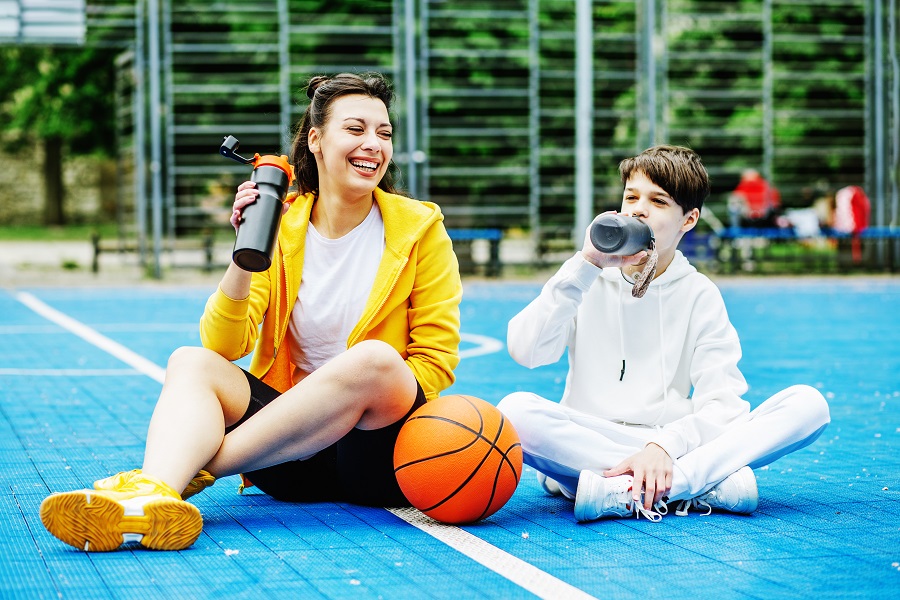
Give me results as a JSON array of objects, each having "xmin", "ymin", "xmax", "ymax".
[{"xmin": 1, "ymin": 278, "xmax": 898, "ymax": 599}]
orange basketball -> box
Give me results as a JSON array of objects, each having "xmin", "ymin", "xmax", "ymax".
[{"xmin": 393, "ymin": 394, "xmax": 523, "ymax": 524}]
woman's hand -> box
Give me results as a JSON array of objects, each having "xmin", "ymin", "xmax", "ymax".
[
  {"xmin": 604, "ymin": 443, "xmax": 673, "ymax": 510},
  {"xmin": 580, "ymin": 211, "xmax": 648, "ymax": 269},
  {"xmin": 230, "ymin": 181, "xmax": 295, "ymax": 234},
  {"xmin": 231, "ymin": 181, "xmax": 258, "ymax": 233}
]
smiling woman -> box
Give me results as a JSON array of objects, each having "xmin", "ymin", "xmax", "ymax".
[{"xmin": 38, "ymin": 72, "xmax": 464, "ymax": 553}]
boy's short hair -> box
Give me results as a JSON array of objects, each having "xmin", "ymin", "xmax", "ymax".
[{"xmin": 619, "ymin": 145, "xmax": 710, "ymax": 213}]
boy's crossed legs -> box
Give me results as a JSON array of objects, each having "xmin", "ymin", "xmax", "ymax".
[{"xmin": 497, "ymin": 384, "xmax": 829, "ymax": 522}]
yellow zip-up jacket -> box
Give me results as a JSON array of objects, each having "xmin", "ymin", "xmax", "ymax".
[{"xmin": 199, "ymin": 188, "xmax": 462, "ymax": 400}]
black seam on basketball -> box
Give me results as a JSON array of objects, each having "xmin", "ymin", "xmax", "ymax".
[
  {"xmin": 393, "ymin": 414, "xmax": 505, "ymax": 471},
  {"xmin": 416, "ymin": 438, "xmax": 497, "ymax": 513},
  {"xmin": 397, "ymin": 398, "xmax": 520, "ymax": 519},
  {"xmin": 405, "ymin": 414, "xmax": 485, "ymax": 436},
  {"xmin": 394, "ymin": 433, "xmax": 483, "ymax": 471},
  {"xmin": 497, "ymin": 442, "xmax": 523, "ymax": 485},
  {"xmin": 474, "ymin": 450, "xmax": 507, "ymax": 521},
  {"xmin": 474, "ymin": 419, "xmax": 522, "ymax": 520},
  {"xmin": 401, "ymin": 414, "xmax": 500, "ymax": 450}
]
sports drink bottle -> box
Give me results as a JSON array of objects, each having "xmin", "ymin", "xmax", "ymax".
[
  {"xmin": 589, "ymin": 214, "xmax": 654, "ymax": 256},
  {"xmin": 219, "ymin": 135, "xmax": 296, "ymax": 272}
]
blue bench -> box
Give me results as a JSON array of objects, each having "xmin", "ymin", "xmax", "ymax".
[
  {"xmin": 714, "ymin": 226, "xmax": 900, "ymax": 273},
  {"xmin": 718, "ymin": 226, "xmax": 900, "ymax": 241},
  {"xmin": 447, "ymin": 228, "xmax": 502, "ymax": 277}
]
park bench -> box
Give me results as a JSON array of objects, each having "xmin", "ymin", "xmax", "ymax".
[
  {"xmin": 92, "ymin": 229, "xmax": 503, "ymax": 277},
  {"xmin": 447, "ymin": 228, "xmax": 503, "ymax": 277},
  {"xmin": 91, "ymin": 232, "xmax": 216, "ymax": 274}
]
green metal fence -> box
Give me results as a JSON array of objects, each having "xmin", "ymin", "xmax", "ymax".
[{"xmin": 80, "ymin": 0, "xmax": 898, "ymax": 275}]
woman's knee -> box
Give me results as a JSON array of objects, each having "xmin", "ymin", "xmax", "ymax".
[
  {"xmin": 336, "ymin": 341, "xmax": 416, "ymax": 424},
  {"xmin": 164, "ymin": 346, "xmax": 247, "ymax": 417},
  {"xmin": 352, "ymin": 339, "xmax": 403, "ymax": 365},
  {"xmin": 344, "ymin": 340, "xmax": 409, "ymax": 385},
  {"xmin": 166, "ymin": 345, "xmax": 226, "ymax": 373}
]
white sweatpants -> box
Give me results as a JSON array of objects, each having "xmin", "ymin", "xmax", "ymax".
[{"xmin": 497, "ymin": 385, "xmax": 830, "ymax": 501}]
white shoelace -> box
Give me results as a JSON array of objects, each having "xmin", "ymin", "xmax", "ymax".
[
  {"xmin": 674, "ymin": 497, "xmax": 712, "ymax": 517},
  {"xmin": 630, "ymin": 497, "xmax": 668, "ymax": 522}
]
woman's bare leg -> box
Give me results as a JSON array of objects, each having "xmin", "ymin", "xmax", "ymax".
[
  {"xmin": 204, "ymin": 339, "xmax": 417, "ymax": 477},
  {"xmin": 141, "ymin": 346, "xmax": 251, "ymax": 493}
]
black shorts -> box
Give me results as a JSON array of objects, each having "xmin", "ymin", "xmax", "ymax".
[{"xmin": 225, "ymin": 369, "xmax": 426, "ymax": 507}]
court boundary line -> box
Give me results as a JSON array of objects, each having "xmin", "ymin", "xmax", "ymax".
[
  {"xmin": 388, "ymin": 507, "xmax": 596, "ymax": 600},
  {"xmin": 14, "ymin": 292, "xmax": 167, "ymax": 383},
  {"xmin": 14, "ymin": 290, "xmax": 593, "ymax": 600},
  {"xmin": 0, "ymin": 368, "xmax": 140, "ymax": 376}
]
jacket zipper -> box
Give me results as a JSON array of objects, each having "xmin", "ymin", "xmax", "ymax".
[{"xmin": 348, "ymin": 256, "xmax": 407, "ymax": 347}]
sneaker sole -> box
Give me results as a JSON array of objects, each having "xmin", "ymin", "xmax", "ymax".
[
  {"xmin": 732, "ymin": 467, "xmax": 759, "ymax": 514},
  {"xmin": 40, "ymin": 491, "xmax": 203, "ymax": 552},
  {"xmin": 573, "ymin": 470, "xmax": 594, "ymax": 522}
]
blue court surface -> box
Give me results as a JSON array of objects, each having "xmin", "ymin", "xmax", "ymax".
[{"xmin": 1, "ymin": 277, "xmax": 898, "ymax": 599}]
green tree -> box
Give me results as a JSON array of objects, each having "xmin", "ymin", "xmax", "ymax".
[{"xmin": 0, "ymin": 45, "xmax": 116, "ymax": 225}]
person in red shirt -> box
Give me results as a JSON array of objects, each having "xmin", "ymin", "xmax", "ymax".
[{"xmin": 730, "ymin": 169, "xmax": 781, "ymax": 228}]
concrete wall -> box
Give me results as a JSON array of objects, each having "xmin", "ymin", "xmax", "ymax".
[{"xmin": 0, "ymin": 146, "xmax": 119, "ymax": 226}]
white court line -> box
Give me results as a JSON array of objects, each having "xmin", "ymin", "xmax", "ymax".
[
  {"xmin": 0, "ymin": 323, "xmax": 196, "ymax": 335},
  {"xmin": 13, "ymin": 292, "xmax": 166, "ymax": 384},
  {"xmin": 389, "ymin": 508, "xmax": 596, "ymax": 600},
  {"xmin": 0, "ymin": 368, "xmax": 140, "ymax": 377},
  {"xmin": 458, "ymin": 332, "xmax": 504, "ymax": 359},
  {"xmin": 14, "ymin": 291, "xmax": 588, "ymax": 599}
]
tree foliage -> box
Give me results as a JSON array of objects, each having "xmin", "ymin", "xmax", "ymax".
[
  {"xmin": 0, "ymin": 45, "xmax": 116, "ymax": 223},
  {"xmin": 0, "ymin": 45, "xmax": 116, "ymax": 154}
]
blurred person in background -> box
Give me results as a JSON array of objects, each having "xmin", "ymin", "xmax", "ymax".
[{"xmin": 729, "ymin": 169, "xmax": 781, "ymax": 229}]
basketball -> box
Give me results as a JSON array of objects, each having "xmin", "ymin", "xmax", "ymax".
[{"xmin": 393, "ymin": 394, "xmax": 523, "ymax": 524}]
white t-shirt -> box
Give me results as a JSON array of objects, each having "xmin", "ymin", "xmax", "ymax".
[{"xmin": 287, "ymin": 203, "xmax": 385, "ymax": 375}]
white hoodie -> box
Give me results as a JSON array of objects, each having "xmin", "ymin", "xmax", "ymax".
[{"xmin": 507, "ymin": 251, "xmax": 750, "ymax": 460}]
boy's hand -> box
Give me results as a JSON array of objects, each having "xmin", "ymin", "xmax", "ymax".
[
  {"xmin": 580, "ymin": 212, "xmax": 648, "ymax": 269},
  {"xmin": 604, "ymin": 443, "xmax": 673, "ymax": 510}
]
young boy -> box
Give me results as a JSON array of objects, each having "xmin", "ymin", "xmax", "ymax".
[{"xmin": 497, "ymin": 145, "xmax": 830, "ymax": 522}]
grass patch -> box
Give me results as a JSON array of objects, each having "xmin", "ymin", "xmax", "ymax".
[{"xmin": 0, "ymin": 224, "xmax": 118, "ymax": 241}]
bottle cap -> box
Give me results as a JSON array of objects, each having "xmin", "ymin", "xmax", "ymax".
[{"xmin": 252, "ymin": 154, "xmax": 296, "ymax": 185}]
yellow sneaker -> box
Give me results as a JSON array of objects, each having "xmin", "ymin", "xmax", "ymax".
[
  {"xmin": 94, "ymin": 468, "xmax": 216, "ymax": 500},
  {"xmin": 41, "ymin": 472, "xmax": 202, "ymax": 552},
  {"xmin": 93, "ymin": 469, "xmax": 142, "ymax": 491},
  {"xmin": 181, "ymin": 470, "xmax": 216, "ymax": 500}
]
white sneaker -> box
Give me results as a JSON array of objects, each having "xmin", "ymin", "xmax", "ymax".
[
  {"xmin": 573, "ymin": 470, "xmax": 666, "ymax": 523},
  {"xmin": 675, "ymin": 466, "xmax": 759, "ymax": 516}
]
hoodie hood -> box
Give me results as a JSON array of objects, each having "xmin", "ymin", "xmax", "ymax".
[{"xmin": 279, "ymin": 187, "xmax": 444, "ymax": 259}]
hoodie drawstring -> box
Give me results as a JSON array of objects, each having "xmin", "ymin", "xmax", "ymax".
[
  {"xmin": 618, "ymin": 279, "xmax": 626, "ymax": 381},
  {"xmin": 618, "ymin": 273, "xmax": 670, "ymax": 425},
  {"xmin": 655, "ymin": 287, "xmax": 670, "ymax": 424}
]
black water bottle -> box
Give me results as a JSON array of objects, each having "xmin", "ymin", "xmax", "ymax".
[
  {"xmin": 590, "ymin": 214, "xmax": 654, "ymax": 256},
  {"xmin": 219, "ymin": 136, "xmax": 296, "ymax": 272}
]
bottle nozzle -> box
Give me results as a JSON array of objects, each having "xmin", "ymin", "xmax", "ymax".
[{"xmin": 219, "ymin": 135, "xmax": 254, "ymax": 165}]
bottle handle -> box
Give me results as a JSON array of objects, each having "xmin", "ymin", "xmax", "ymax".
[
  {"xmin": 219, "ymin": 135, "xmax": 296, "ymax": 184},
  {"xmin": 219, "ymin": 135, "xmax": 254, "ymax": 165}
]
